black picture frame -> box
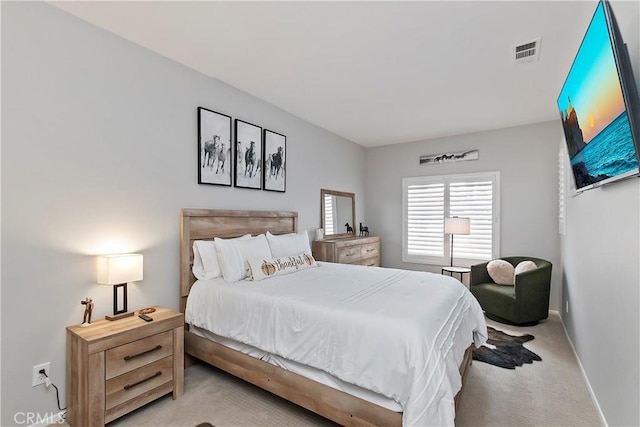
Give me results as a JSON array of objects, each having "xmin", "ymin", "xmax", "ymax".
[
  {"xmin": 263, "ymin": 129, "xmax": 286, "ymax": 193},
  {"xmin": 234, "ymin": 119, "xmax": 263, "ymax": 190},
  {"xmin": 198, "ymin": 107, "xmax": 232, "ymax": 186}
]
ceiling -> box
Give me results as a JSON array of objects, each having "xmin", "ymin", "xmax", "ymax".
[{"xmin": 50, "ymin": 1, "xmax": 599, "ymax": 147}]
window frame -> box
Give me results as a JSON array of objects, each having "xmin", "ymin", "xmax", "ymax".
[{"xmin": 402, "ymin": 171, "xmax": 501, "ymax": 266}]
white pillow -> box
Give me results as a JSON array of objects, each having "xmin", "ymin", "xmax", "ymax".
[
  {"xmin": 515, "ymin": 260, "xmax": 537, "ymax": 276},
  {"xmin": 266, "ymin": 231, "xmax": 311, "ymax": 258},
  {"xmin": 246, "ymin": 252, "xmax": 318, "ymax": 281},
  {"xmin": 487, "ymin": 259, "xmax": 515, "ymax": 286},
  {"xmin": 192, "ymin": 235, "xmax": 251, "ymax": 280},
  {"xmin": 215, "ymin": 234, "xmax": 272, "ymax": 282}
]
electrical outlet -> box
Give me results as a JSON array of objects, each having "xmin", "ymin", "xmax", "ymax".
[{"xmin": 32, "ymin": 362, "xmax": 50, "ymax": 387}]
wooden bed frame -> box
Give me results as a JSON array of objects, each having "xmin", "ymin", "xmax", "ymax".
[{"xmin": 180, "ymin": 208, "xmax": 472, "ymax": 426}]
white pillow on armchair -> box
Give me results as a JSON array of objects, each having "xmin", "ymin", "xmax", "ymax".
[{"xmin": 487, "ymin": 259, "xmax": 515, "ymax": 286}]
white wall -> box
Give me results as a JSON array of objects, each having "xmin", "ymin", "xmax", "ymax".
[
  {"xmin": 365, "ymin": 121, "xmax": 562, "ymax": 309},
  {"xmin": 561, "ymin": 1, "xmax": 640, "ymax": 425},
  {"xmin": 0, "ymin": 2, "xmax": 365, "ymax": 425}
]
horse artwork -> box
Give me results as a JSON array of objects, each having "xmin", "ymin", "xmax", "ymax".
[
  {"xmin": 198, "ymin": 107, "xmax": 232, "ymax": 186},
  {"xmin": 234, "ymin": 120, "xmax": 262, "ymax": 189},
  {"xmin": 244, "ymin": 141, "xmax": 256, "ymax": 178},
  {"xmin": 359, "ymin": 223, "xmax": 369, "ymax": 237},
  {"xmin": 201, "ymin": 135, "xmax": 219, "ymax": 169},
  {"xmin": 264, "ymin": 129, "xmax": 286, "ymax": 192},
  {"xmin": 345, "ymin": 222, "xmax": 354, "ymax": 233}
]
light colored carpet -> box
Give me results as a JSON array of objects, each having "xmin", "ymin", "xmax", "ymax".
[{"xmin": 59, "ymin": 313, "xmax": 602, "ymax": 427}]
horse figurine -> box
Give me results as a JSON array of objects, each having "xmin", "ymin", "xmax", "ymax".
[
  {"xmin": 359, "ymin": 223, "xmax": 369, "ymax": 237},
  {"xmin": 345, "ymin": 222, "xmax": 353, "ymax": 233}
]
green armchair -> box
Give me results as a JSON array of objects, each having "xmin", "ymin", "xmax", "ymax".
[{"xmin": 470, "ymin": 256, "xmax": 552, "ymax": 326}]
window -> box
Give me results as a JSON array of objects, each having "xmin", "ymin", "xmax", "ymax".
[{"xmin": 403, "ymin": 171, "xmax": 500, "ymax": 266}]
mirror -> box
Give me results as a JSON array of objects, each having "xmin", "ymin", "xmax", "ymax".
[{"xmin": 320, "ymin": 189, "xmax": 356, "ymax": 238}]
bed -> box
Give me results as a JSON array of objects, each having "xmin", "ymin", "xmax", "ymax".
[{"xmin": 180, "ymin": 208, "xmax": 487, "ymax": 426}]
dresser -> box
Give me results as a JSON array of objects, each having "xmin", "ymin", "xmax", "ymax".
[
  {"xmin": 66, "ymin": 307, "xmax": 184, "ymax": 426},
  {"xmin": 312, "ymin": 236, "xmax": 381, "ymax": 266}
]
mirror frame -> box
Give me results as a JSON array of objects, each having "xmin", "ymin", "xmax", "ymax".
[{"xmin": 320, "ymin": 189, "xmax": 356, "ymax": 238}]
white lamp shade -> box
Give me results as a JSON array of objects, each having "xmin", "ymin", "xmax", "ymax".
[
  {"xmin": 444, "ymin": 217, "xmax": 471, "ymax": 235},
  {"xmin": 97, "ymin": 254, "xmax": 143, "ymax": 285}
]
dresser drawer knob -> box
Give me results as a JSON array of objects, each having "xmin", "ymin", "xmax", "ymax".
[
  {"xmin": 123, "ymin": 345, "xmax": 162, "ymax": 361},
  {"xmin": 123, "ymin": 371, "xmax": 162, "ymax": 391},
  {"xmin": 366, "ymin": 248, "xmax": 374, "ymax": 252}
]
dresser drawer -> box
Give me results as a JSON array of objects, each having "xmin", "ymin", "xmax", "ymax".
[
  {"xmin": 360, "ymin": 243, "xmax": 379, "ymax": 259},
  {"xmin": 338, "ymin": 246, "xmax": 362, "ymax": 263},
  {"xmin": 355, "ymin": 257, "xmax": 380, "ymax": 267},
  {"xmin": 106, "ymin": 356, "xmax": 173, "ymax": 411},
  {"xmin": 106, "ymin": 330, "xmax": 173, "ymax": 379}
]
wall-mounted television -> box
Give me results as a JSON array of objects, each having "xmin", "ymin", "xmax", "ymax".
[{"xmin": 557, "ymin": 0, "xmax": 640, "ymax": 193}]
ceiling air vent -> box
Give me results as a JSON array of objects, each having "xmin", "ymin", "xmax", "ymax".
[{"xmin": 513, "ymin": 38, "xmax": 541, "ymax": 63}]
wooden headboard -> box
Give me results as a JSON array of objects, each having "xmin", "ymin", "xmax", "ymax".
[{"xmin": 180, "ymin": 209, "xmax": 298, "ymax": 312}]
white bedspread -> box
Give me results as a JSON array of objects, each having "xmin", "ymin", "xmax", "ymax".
[{"xmin": 186, "ymin": 262, "xmax": 487, "ymax": 426}]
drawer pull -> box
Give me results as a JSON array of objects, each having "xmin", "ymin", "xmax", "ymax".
[
  {"xmin": 366, "ymin": 249, "xmax": 374, "ymax": 252},
  {"xmin": 123, "ymin": 371, "xmax": 162, "ymax": 391},
  {"xmin": 123, "ymin": 345, "xmax": 162, "ymax": 361}
]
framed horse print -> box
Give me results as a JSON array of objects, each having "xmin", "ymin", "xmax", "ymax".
[
  {"xmin": 234, "ymin": 119, "xmax": 263, "ymax": 190},
  {"xmin": 198, "ymin": 107, "xmax": 232, "ymax": 186},
  {"xmin": 263, "ymin": 129, "xmax": 286, "ymax": 193}
]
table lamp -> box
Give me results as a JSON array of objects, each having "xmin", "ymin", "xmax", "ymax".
[
  {"xmin": 444, "ymin": 217, "xmax": 470, "ymax": 267},
  {"xmin": 97, "ymin": 253, "xmax": 143, "ymax": 321}
]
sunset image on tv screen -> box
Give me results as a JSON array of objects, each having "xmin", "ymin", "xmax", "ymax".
[{"xmin": 558, "ymin": 1, "xmax": 638, "ymax": 189}]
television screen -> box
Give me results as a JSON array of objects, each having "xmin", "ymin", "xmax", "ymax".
[{"xmin": 558, "ymin": 0, "xmax": 640, "ymax": 192}]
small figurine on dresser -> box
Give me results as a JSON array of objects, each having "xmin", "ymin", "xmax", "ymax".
[
  {"xmin": 345, "ymin": 222, "xmax": 354, "ymax": 233},
  {"xmin": 80, "ymin": 297, "xmax": 94, "ymax": 327},
  {"xmin": 359, "ymin": 223, "xmax": 370, "ymax": 237}
]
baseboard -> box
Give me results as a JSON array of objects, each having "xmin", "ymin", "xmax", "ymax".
[
  {"xmin": 27, "ymin": 410, "xmax": 66, "ymax": 427},
  {"xmin": 558, "ymin": 315, "xmax": 608, "ymax": 427}
]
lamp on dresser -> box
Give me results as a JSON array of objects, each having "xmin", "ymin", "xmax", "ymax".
[
  {"xmin": 444, "ymin": 217, "xmax": 470, "ymax": 267},
  {"xmin": 97, "ymin": 253, "xmax": 143, "ymax": 321}
]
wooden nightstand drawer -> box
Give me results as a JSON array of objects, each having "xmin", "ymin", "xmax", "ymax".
[
  {"xmin": 338, "ymin": 246, "xmax": 362, "ymax": 263},
  {"xmin": 106, "ymin": 356, "xmax": 173, "ymax": 411},
  {"xmin": 360, "ymin": 243, "xmax": 379, "ymax": 259},
  {"xmin": 106, "ymin": 330, "xmax": 173, "ymax": 379}
]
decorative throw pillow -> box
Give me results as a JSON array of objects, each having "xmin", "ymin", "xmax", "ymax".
[
  {"xmin": 515, "ymin": 260, "xmax": 538, "ymax": 276},
  {"xmin": 265, "ymin": 231, "xmax": 312, "ymax": 258},
  {"xmin": 246, "ymin": 253, "xmax": 318, "ymax": 281},
  {"xmin": 487, "ymin": 259, "xmax": 515, "ymax": 286},
  {"xmin": 215, "ymin": 234, "xmax": 272, "ymax": 282}
]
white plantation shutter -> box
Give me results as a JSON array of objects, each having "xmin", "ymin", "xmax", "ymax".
[
  {"xmin": 558, "ymin": 146, "xmax": 566, "ymax": 235},
  {"xmin": 406, "ymin": 181, "xmax": 445, "ymax": 257},
  {"xmin": 403, "ymin": 172, "xmax": 500, "ymax": 265},
  {"xmin": 449, "ymin": 179, "xmax": 494, "ymax": 260}
]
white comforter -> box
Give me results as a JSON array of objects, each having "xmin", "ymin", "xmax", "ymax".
[{"xmin": 186, "ymin": 262, "xmax": 487, "ymax": 426}]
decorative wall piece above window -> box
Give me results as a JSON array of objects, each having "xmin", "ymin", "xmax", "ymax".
[
  {"xmin": 419, "ymin": 149, "xmax": 479, "ymax": 165},
  {"xmin": 198, "ymin": 107, "xmax": 232, "ymax": 186},
  {"xmin": 263, "ymin": 129, "xmax": 286, "ymax": 193},
  {"xmin": 234, "ymin": 119, "xmax": 263, "ymax": 190}
]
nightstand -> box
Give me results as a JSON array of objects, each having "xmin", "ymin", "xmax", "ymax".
[{"xmin": 66, "ymin": 306, "xmax": 184, "ymax": 426}]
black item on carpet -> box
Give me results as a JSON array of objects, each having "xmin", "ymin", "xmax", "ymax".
[{"xmin": 472, "ymin": 326, "xmax": 542, "ymax": 369}]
